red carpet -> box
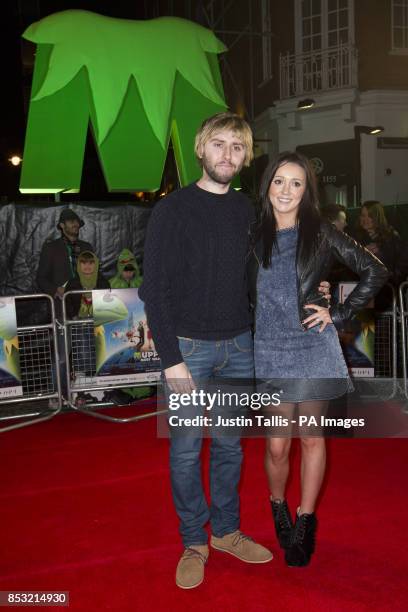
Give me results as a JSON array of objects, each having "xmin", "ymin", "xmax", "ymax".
[{"xmin": 1, "ymin": 405, "xmax": 407, "ymax": 611}]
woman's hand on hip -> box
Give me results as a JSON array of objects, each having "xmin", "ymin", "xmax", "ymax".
[{"xmin": 303, "ymin": 304, "xmax": 333, "ymax": 333}]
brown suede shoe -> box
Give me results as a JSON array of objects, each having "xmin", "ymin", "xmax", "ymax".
[
  {"xmin": 175, "ymin": 545, "xmax": 209, "ymax": 589},
  {"xmin": 211, "ymin": 530, "xmax": 273, "ymax": 563}
]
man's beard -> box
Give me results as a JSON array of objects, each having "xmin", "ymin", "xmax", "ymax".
[
  {"xmin": 201, "ymin": 155, "xmax": 242, "ymax": 185},
  {"xmin": 63, "ymin": 228, "xmax": 79, "ymax": 241}
]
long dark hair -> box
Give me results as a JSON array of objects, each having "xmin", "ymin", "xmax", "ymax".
[
  {"xmin": 257, "ymin": 151, "xmax": 321, "ymax": 268},
  {"xmin": 357, "ymin": 200, "xmax": 393, "ymax": 242}
]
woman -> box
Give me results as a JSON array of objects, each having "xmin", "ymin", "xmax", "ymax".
[
  {"xmin": 65, "ymin": 251, "xmax": 110, "ymax": 320},
  {"xmin": 353, "ymin": 200, "xmax": 408, "ymax": 285},
  {"xmin": 250, "ymin": 152, "xmax": 388, "ymax": 567}
]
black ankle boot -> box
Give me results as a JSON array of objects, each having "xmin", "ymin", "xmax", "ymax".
[
  {"xmin": 285, "ymin": 511, "xmax": 317, "ymax": 567},
  {"xmin": 271, "ymin": 499, "xmax": 293, "ymax": 549}
]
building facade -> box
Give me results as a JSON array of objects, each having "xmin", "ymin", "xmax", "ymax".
[
  {"xmin": 11, "ymin": 0, "xmax": 407, "ymax": 207},
  {"xmin": 250, "ymin": 0, "xmax": 408, "ymax": 207}
]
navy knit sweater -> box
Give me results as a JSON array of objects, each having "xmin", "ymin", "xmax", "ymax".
[{"xmin": 139, "ymin": 183, "xmax": 253, "ymax": 369}]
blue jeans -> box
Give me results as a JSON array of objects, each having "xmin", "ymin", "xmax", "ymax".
[{"xmin": 168, "ymin": 331, "xmax": 254, "ymax": 547}]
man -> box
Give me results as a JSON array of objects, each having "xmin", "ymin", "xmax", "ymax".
[
  {"xmin": 37, "ymin": 208, "xmax": 94, "ymax": 301},
  {"xmin": 321, "ymin": 204, "xmax": 354, "ymax": 284},
  {"xmin": 37, "ymin": 208, "xmax": 94, "ymax": 399},
  {"xmin": 321, "ymin": 203, "xmax": 347, "ymax": 232},
  {"xmin": 139, "ymin": 112, "xmax": 273, "ymax": 589}
]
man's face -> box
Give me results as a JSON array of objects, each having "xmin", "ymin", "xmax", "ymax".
[
  {"xmin": 199, "ymin": 129, "xmax": 246, "ymax": 185},
  {"xmin": 61, "ymin": 219, "xmax": 80, "ymax": 240},
  {"xmin": 334, "ymin": 211, "xmax": 347, "ymax": 232},
  {"xmin": 79, "ymin": 260, "xmax": 96, "ymax": 276}
]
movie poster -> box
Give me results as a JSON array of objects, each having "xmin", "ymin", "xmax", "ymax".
[
  {"xmin": 0, "ymin": 297, "xmax": 23, "ymax": 399},
  {"xmin": 92, "ymin": 289, "xmax": 161, "ymax": 385},
  {"xmin": 338, "ymin": 282, "xmax": 375, "ymax": 377}
]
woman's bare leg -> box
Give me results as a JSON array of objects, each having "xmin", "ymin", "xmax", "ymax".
[
  {"xmin": 264, "ymin": 402, "xmax": 296, "ymax": 500},
  {"xmin": 298, "ymin": 400, "xmax": 327, "ymax": 514}
]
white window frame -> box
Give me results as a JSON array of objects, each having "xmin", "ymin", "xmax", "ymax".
[
  {"xmin": 295, "ymin": 0, "xmax": 355, "ymax": 55},
  {"xmin": 391, "ymin": 0, "xmax": 408, "ymax": 54}
]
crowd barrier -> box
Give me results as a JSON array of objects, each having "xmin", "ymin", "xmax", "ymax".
[
  {"xmin": 399, "ymin": 281, "xmax": 408, "ymax": 403},
  {"xmin": 0, "ymin": 294, "xmax": 62, "ymax": 433},
  {"xmin": 0, "ymin": 282, "xmax": 407, "ymax": 432},
  {"xmin": 62, "ymin": 289, "xmax": 166, "ymax": 423},
  {"xmin": 371, "ymin": 283, "xmax": 398, "ymax": 400}
]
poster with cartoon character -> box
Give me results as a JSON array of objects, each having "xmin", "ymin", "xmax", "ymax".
[
  {"xmin": 0, "ymin": 297, "xmax": 23, "ymax": 399},
  {"xmin": 92, "ymin": 289, "xmax": 160, "ymax": 385},
  {"xmin": 338, "ymin": 282, "xmax": 375, "ymax": 377}
]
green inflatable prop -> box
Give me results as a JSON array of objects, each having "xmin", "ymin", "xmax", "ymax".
[{"xmin": 20, "ymin": 10, "xmax": 227, "ymax": 193}]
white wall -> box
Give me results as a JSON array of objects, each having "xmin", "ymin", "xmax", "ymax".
[
  {"xmin": 376, "ymin": 148, "xmax": 408, "ymax": 205},
  {"xmin": 358, "ymin": 91, "xmax": 408, "ymax": 204},
  {"xmin": 257, "ymin": 89, "xmax": 408, "ymax": 206}
]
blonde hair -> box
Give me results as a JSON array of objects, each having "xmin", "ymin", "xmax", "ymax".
[{"xmin": 194, "ymin": 112, "xmax": 254, "ymax": 167}]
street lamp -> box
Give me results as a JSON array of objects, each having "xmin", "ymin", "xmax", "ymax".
[
  {"xmin": 9, "ymin": 155, "xmax": 22, "ymax": 167},
  {"xmin": 354, "ymin": 125, "xmax": 384, "ymax": 205},
  {"xmin": 297, "ymin": 98, "xmax": 315, "ymax": 110},
  {"xmin": 355, "ymin": 125, "xmax": 384, "ymax": 136}
]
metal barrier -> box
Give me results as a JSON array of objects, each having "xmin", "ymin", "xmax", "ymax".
[
  {"xmin": 0, "ymin": 294, "xmax": 62, "ymax": 432},
  {"xmin": 399, "ymin": 281, "xmax": 408, "ymax": 401},
  {"xmin": 337, "ymin": 283, "xmax": 398, "ymax": 400},
  {"xmin": 62, "ymin": 289, "xmax": 166, "ymax": 423},
  {"xmin": 375, "ymin": 284, "xmax": 398, "ymax": 388},
  {"xmin": 365, "ymin": 283, "xmax": 398, "ymax": 399},
  {"xmin": 0, "ymin": 283, "xmax": 402, "ymax": 431}
]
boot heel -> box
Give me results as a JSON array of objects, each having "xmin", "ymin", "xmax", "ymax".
[{"xmin": 271, "ymin": 499, "xmax": 293, "ymax": 550}]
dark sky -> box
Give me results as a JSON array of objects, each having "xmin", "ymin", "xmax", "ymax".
[
  {"xmin": 0, "ymin": 1, "xmax": 162, "ymax": 198},
  {"xmin": 2, "ymin": 0, "xmax": 152, "ymax": 146},
  {"xmin": 0, "ymin": 1, "xmax": 216, "ymax": 199}
]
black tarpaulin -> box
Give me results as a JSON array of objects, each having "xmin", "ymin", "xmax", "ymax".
[{"xmin": 0, "ymin": 202, "xmax": 152, "ymax": 296}]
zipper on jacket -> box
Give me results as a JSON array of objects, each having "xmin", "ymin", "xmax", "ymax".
[
  {"xmin": 296, "ymin": 232, "xmax": 326, "ymax": 330},
  {"xmin": 252, "ymin": 250, "xmax": 262, "ymax": 333},
  {"xmin": 295, "ymin": 236, "xmax": 305, "ymax": 330}
]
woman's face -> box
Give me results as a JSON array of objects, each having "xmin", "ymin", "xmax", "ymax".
[
  {"xmin": 268, "ymin": 162, "xmax": 306, "ymax": 227},
  {"xmin": 79, "ymin": 260, "xmax": 96, "ymax": 276},
  {"xmin": 360, "ymin": 206, "xmax": 375, "ymax": 231}
]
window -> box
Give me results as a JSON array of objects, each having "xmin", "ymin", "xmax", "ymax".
[
  {"xmin": 392, "ymin": 0, "xmax": 408, "ymax": 52},
  {"xmin": 295, "ymin": 0, "xmax": 354, "ymax": 54},
  {"xmin": 301, "ymin": 0, "xmax": 324, "ymax": 53},
  {"xmin": 261, "ymin": 0, "xmax": 273, "ymax": 82},
  {"xmin": 289, "ymin": 0, "xmax": 356, "ymax": 95},
  {"xmin": 327, "ymin": 0, "xmax": 350, "ymax": 47}
]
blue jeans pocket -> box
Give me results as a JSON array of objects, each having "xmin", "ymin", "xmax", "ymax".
[
  {"xmin": 233, "ymin": 331, "xmax": 253, "ymax": 353},
  {"xmin": 178, "ymin": 337, "xmax": 197, "ymax": 358}
]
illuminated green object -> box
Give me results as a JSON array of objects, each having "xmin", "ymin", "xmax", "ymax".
[{"xmin": 20, "ymin": 11, "xmax": 227, "ymax": 193}]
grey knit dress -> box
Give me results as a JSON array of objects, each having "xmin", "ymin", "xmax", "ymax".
[{"xmin": 254, "ymin": 226, "xmax": 353, "ymax": 401}]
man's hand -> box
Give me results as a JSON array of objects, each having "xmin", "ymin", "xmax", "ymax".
[
  {"xmin": 164, "ymin": 362, "xmax": 196, "ymax": 394},
  {"xmin": 318, "ymin": 280, "xmax": 331, "ymax": 304},
  {"xmin": 55, "ymin": 286, "xmax": 65, "ymax": 299}
]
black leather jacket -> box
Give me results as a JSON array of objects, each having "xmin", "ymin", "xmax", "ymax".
[{"xmin": 248, "ymin": 221, "xmax": 389, "ymax": 330}]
